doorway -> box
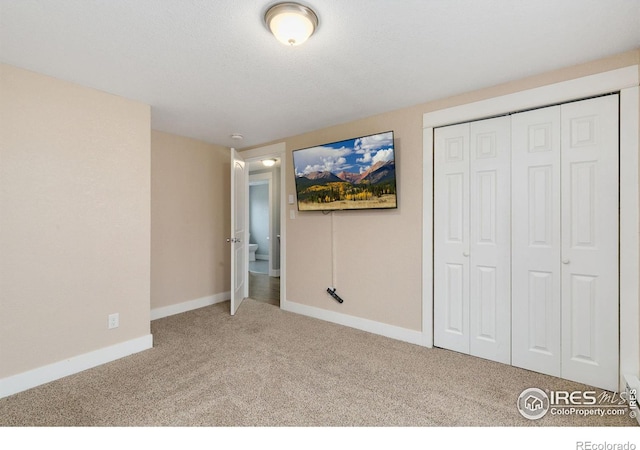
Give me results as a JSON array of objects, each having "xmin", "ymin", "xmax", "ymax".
[{"xmin": 247, "ymin": 157, "xmax": 282, "ymax": 307}]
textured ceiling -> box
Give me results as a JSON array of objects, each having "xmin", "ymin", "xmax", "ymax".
[{"xmin": 1, "ymin": 0, "xmax": 639, "ymax": 148}]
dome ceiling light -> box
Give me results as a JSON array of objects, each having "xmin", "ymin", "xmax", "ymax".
[{"xmin": 264, "ymin": 2, "xmax": 319, "ymax": 46}]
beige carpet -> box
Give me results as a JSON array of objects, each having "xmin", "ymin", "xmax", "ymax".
[{"xmin": 0, "ymin": 299, "xmax": 636, "ymax": 427}]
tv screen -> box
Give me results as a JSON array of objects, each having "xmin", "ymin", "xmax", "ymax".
[{"xmin": 292, "ymin": 130, "xmax": 397, "ymax": 211}]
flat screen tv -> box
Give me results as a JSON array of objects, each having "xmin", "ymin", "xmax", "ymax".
[{"xmin": 292, "ymin": 130, "xmax": 397, "ymax": 211}]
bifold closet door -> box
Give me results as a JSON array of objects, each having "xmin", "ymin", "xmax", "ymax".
[
  {"xmin": 511, "ymin": 95, "xmax": 619, "ymax": 391},
  {"xmin": 434, "ymin": 123, "xmax": 470, "ymax": 355},
  {"xmin": 434, "ymin": 117, "xmax": 511, "ymax": 364},
  {"xmin": 560, "ymin": 95, "xmax": 619, "ymax": 391},
  {"xmin": 511, "ymin": 105, "xmax": 562, "ymax": 377},
  {"xmin": 468, "ymin": 118, "xmax": 511, "ymax": 364}
]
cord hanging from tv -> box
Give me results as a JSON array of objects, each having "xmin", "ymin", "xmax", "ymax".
[{"xmin": 292, "ymin": 130, "xmax": 397, "ymax": 212}]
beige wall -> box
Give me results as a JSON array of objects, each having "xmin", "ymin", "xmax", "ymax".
[
  {"xmin": 0, "ymin": 64, "xmax": 151, "ymax": 378},
  {"xmin": 151, "ymin": 130, "xmax": 230, "ymax": 310},
  {"xmin": 247, "ymin": 49, "xmax": 640, "ymax": 332}
]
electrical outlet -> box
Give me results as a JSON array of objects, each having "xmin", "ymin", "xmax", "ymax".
[{"xmin": 108, "ymin": 313, "xmax": 119, "ymax": 329}]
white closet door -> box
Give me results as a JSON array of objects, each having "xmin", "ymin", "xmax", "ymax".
[
  {"xmin": 561, "ymin": 95, "xmax": 619, "ymax": 391},
  {"xmin": 511, "ymin": 106, "xmax": 562, "ymax": 376},
  {"xmin": 434, "ymin": 123, "xmax": 470, "ymax": 354},
  {"xmin": 469, "ymin": 117, "xmax": 511, "ymax": 364}
]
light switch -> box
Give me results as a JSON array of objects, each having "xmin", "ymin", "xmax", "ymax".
[
  {"xmin": 290, "ymin": 209, "xmax": 296, "ymax": 220},
  {"xmin": 288, "ymin": 194, "xmax": 295, "ymax": 205}
]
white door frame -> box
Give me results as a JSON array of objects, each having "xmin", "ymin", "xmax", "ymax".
[
  {"xmin": 238, "ymin": 142, "xmax": 287, "ymax": 307},
  {"xmin": 423, "ymin": 65, "xmax": 640, "ymax": 390}
]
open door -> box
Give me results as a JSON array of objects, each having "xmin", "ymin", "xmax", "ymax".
[{"xmin": 229, "ymin": 148, "xmax": 248, "ymax": 315}]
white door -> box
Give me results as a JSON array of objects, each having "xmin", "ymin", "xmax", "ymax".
[
  {"xmin": 434, "ymin": 117, "xmax": 511, "ymax": 364},
  {"xmin": 511, "ymin": 105, "xmax": 562, "ymax": 377},
  {"xmin": 434, "ymin": 123, "xmax": 470, "ymax": 354},
  {"xmin": 230, "ymin": 148, "xmax": 248, "ymax": 315},
  {"xmin": 436, "ymin": 96, "xmax": 619, "ymax": 389},
  {"xmin": 561, "ymin": 95, "xmax": 619, "ymax": 391},
  {"xmin": 468, "ymin": 117, "xmax": 511, "ymax": 364},
  {"xmin": 510, "ymin": 96, "xmax": 619, "ymax": 391}
]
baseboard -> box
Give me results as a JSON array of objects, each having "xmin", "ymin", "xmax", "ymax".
[
  {"xmin": 0, "ymin": 334, "xmax": 153, "ymax": 399},
  {"xmin": 150, "ymin": 292, "xmax": 230, "ymax": 320},
  {"xmin": 256, "ymin": 254, "xmax": 268, "ymax": 261},
  {"xmin": 281, "ymin": 299, "xmax": 423, "ymax": 346}
]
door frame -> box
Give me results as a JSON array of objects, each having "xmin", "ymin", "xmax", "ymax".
[
  {"xmin": 237, "ymin": 142, "xmax": 287, "ymax": 308},
  {"xmin": 422, "ymin": 65, "xmax": 640, "ymax": 391}
]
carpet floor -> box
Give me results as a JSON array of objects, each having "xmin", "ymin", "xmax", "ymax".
[{"xmin": 0, "ymin": 299, "xmax": 636, "ymax": 427}]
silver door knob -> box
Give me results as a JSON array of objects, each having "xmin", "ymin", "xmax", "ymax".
[
  {"xmin": 463, "ymin": 252, "xmax": 470, "ymax": 257},
  {"xmin": 562, "ymin": 259, "xmax": 570, "ymax": 264}
]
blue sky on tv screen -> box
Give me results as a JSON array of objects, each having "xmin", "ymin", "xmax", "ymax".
[{"xmin": 293, "ymin": 131, "xmax": 394, "ymax": 177}]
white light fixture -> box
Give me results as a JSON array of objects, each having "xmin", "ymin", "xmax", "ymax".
[
  {"xmin": 264, "ymin": 2, "xmax": 318, "ymax": 46},
  {"xmin": 262, "ymin": 159, "xmax": 276, "ymax": 167}
]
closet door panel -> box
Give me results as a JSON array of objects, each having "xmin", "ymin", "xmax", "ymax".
[
  {"xmin": 434, "ymin": 124, "xmax": 470, "ymax": 354},
  {"xmin": 511, "ymin": 106, "xmax": 562, "ymax": 377},
  {"xmin": 469, "ymin": 116, "xmax": 511, "ymax": 364},
  {"xmin": 561, "ymin": 95, "xmax": 619, "ymax": 392}
]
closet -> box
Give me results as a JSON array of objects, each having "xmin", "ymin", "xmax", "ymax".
[
  {"xmin": 434, "ymin": 95, "xmax": 619, "ymax": 391},
  {"xmin": 434, "ymin": 116, "xmax": 512, "ymax": 364}
]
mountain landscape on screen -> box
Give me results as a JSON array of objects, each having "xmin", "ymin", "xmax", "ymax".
[{"xmin": 292, "ymin": 131, "xmax": 397, "ymax": 211}]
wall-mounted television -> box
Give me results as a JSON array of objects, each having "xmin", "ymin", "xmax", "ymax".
[{"xmin": 292, "ymin": 130, "xmax": 397, "ymax": 211}]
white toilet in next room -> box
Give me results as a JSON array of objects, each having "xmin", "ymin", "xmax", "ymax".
[{"xmin": 248, "ymin": 243, "xmax": 258, "ymax": 262}]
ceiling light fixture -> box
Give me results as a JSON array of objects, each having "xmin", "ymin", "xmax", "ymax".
[
  {"xmin": 264, "ymin": 2, "xmax": 318, "ymax": 46},
  {"xmin": 262, "ymin": 159, "xmax": 276, "ymax": 167}
]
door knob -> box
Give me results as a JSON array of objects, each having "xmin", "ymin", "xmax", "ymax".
[
  {"xmin": 463, "ymin": 252, "xmax": 470, "ymax": 257},
  {"xmin": 562, "ymin": 259, "xmax": 570, "ymax": 264}
]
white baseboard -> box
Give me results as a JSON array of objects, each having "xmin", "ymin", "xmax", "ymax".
[
  {"xmin": 0, "ymin": 334, "xmax": 153, "ymax": 399},
  {"xmin": 281, "ymin": 299, "xmax": 423, "ymax": 346},
  {"xmin": 150, "ymin": 292, "xmax": 230, "ymax": 321}
]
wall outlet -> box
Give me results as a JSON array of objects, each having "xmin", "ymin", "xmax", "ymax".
[{"xmin": 108, "ymin": 313, "xmax": 119, "ymax": 329}]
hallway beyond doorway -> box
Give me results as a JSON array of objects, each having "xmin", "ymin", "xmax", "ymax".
[{"xmin": 249, "ymin": 272, "xmax": 280, "ymax": 307}]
